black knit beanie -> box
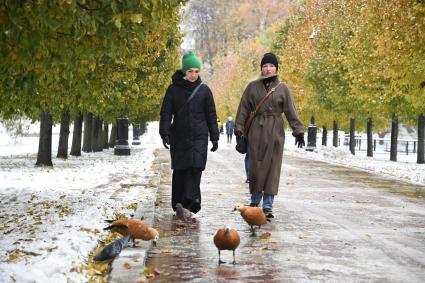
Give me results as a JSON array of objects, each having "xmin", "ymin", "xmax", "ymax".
[{"xmin": 260, "ymin": 52, "xmax": 279, "ymax": 70}]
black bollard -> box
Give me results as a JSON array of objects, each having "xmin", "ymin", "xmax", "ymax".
[
  {"xmin": 322, "ymin": 126, "xmax": 327, "ymax": 146},
  {"xmin": 114, "ymin": 117, "xmax": 131, "ymax": 155},
  {"xmin": 132, "ymin": 124, "xmax": 141, "ymax": 145},
  {"xmin": 306, "ymin": 116, "xmax": 317, "ymax": 152}
]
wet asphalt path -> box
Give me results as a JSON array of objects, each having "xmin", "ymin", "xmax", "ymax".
[{"xmin": 145, "ymin": 142, "xmax": 425, "ymax": 282}]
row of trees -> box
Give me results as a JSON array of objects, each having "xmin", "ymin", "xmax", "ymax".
[
  {"xmin": 271, "ymin": 0, "xmax": 424, "ymax": 162},
  {"xmin": 207, "ymin": 0, "xmax": 424, "ymax": 163},
  {"xmin": 272, "ymin": 0, "xmax": 424, "ymax": 128},
  {"xmin": 0, "ymin": 0, "xmax": 186, "ymax": 166},
  {"xmin": 209, "ymin": 39, "xmax": 266, "ymax": 121}
]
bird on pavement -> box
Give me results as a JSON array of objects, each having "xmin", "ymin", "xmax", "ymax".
[
  {"xmin": 213, "ymin": 225, "xmax": 240, "ymax": 265},
  {"xmin": 175, "ymin": 203, "xmax": 194, "ymax": 222},
  {"xmin": 233, "ymin": 203, "xmax": 267, "ymax": 236},
  {"xmin": 93, "ymin": 235, "xmax": 130, "ymax": 262},
  {"xmin": 104, "ymin": 219, "xmax": 159, "ymax": 247}
]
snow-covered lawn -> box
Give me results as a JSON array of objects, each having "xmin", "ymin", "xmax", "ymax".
[
  {"xmin": 0, "ymin": 121, "xmax": 423, "ymax": 283},
  {"xmin": 284, "ymin": 138, "xmax": 425, "ymax": 185},
  {"xmin": 0, "ymin": 123, "xmax": 161, "ymax": 283}
]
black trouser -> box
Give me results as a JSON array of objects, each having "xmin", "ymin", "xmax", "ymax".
[
  {"xmin": 172, "ymin": 168, "xmax": 202, "ymax": 213},
  {"xmin": 227, "ymin": 133, "xmax": 233, "ymax": 143}
]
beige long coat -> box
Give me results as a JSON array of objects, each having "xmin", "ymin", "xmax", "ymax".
[{"xmin": 235, "ymin": 77, "xmax": 304, "ymax": 195}]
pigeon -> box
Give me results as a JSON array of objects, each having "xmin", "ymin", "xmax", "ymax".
[
  {"xmin": 233, "ymin": 203, "xmax": 267, "ymax": 236},
  {"xmin": 175, "ymin": 203, "xmax": 194, "ymax": 222},
  {"xmin": 213, "ymin": 225, "xmax": 240, "ymax": 265},
  {"xmin": 104, "ymin": 219, "xmax": 159, "ymax": 247},
  {"xmin": 93, "ymin": 235, "xmax": 130, "ymax": 262}
]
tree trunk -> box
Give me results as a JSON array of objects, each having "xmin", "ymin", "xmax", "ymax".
[
  {"xmin": 349, "ymin": 118, "xmax": 355, "ymax": 155},
  {"xmin": 367, "ymin": 118, "xmax": 373, "ymax": 157},
  {"xmin": 378, "ymin": 128, "xmax": 391, "ymax": 145},
  {"xmin": 322, "ymin": 126, "xmax": 327, "ymax": 146},
  {"xmin": 82, "ymin": 113, "xmax": 93, "ymax": 152},
  {"xmin": 333, "ymin": 120, "xmax": 338, "ymax": 147},
  {"xmin": 103, "ymin": 122, "xmax": 109, "ymax": 149},
  {"xmin": 109, "ymin": 123, "xmax": 117, "ymax": 148},
  {"xmin": 140, "ymin": 123, "xmax": 146, "ymax": 135},
  {"xmin": 97, "ymin": 118, "xmax": 104, "ymax": 151},
  {"xmin": 418, "ymin": 114, "xmax": 424, "ymax": 164},
  {"xmin": 390, "ymin": 116, "xmax": 399, "ymax": 161},
  {"xmin": 57, "ymin": 111, "xmax": 70, "ymax": 159},
  {"xmin": 70, "ymin": 113, "xmax": 83, "ymax": 156},
  {"xmin": 36, "ymin": 112, "xmax": 53, "ymax": 167},
  {"xmin": 92, "ymin": 116, "xmax": 102, "ymax": 152}
]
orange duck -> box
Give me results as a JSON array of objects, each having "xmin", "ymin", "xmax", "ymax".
[
  {"xmin": 104, "ymin": 219, "xmax": 159, "ymax": 247},
  {"xmin": 233, "ymin": 203, "xmax": 267, "ymax": 236},
  {"xmin": 213, "ymin": 225, "xmax": 240, "ymax": 264}
]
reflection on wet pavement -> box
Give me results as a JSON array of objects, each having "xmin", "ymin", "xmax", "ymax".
[
  {"xmin": 145, "ymin": 150, "xmax": 425, "ymax": 282},
  {"xmin": 146, "ymin": 183, "xmax": 284, "ymax": 282}
]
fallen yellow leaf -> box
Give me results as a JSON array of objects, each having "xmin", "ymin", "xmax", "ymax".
[
  {"xmin": 143, "ymin": 268, "xmax": 152, "ymax": 276},
  {"xmin": 123, "ymin": 262, "xmax": 132, "ymax": 269},
  {"xmin": 260, "ymin": 232, "xmax": 271, "ymax": 240}
]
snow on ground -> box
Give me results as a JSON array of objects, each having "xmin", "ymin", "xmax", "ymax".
[
  {"xmin": 0, "ymin": 122, "xmax": 161, "ymax": 283},
  {"xmin": 0, "ymin": 121, "xmax": 423, "ymax": 283},
  {"xmin": 284, "ymin": 135, "xmax": 425, "ymax": 185}
]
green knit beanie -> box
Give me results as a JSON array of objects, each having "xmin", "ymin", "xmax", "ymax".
[{"xmin": 181, "ymin": 51, "xmax": 201, "ymax": 73}]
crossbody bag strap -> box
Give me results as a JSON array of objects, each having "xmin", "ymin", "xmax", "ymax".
[
  {"xmin": 254, "ymin": 82, "xmax": 281, "ymax": 115},
  {"xmin": 177, "ymin": 82, "xmax": 204, "ymax": 116},
  {"xmin": 244, "ymin": 83, "xmax": 281, "ymax": 134}
]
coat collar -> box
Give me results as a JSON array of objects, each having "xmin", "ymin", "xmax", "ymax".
[
  {"xmin": 172, "ymin": 70, "xmax": 202, "ymax": 91},
  {"xmin": 253, "ymin": 75, "xmax": 281, "ymax": 95}
]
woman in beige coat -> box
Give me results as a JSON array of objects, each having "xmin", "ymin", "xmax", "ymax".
[{"xmin": 235, "ymin": 53, "xmax": 305, "ymax": 218}]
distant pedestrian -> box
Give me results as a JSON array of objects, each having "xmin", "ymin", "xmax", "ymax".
[
  {"xmin": 235, "ymin": 52, "xmax": 305, "ymax": 219},
  {"xmin": 160, "ymin": 51, "xmax": 219, "ymax": 214},
  {"xmin": 225, "ymin": 116, "xmax": 235, "ymax": 144}
]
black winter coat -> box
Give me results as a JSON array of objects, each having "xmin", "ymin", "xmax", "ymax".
[{"xmin": 159, "ymin": 70, "xmax": 219, "ymax": 170}]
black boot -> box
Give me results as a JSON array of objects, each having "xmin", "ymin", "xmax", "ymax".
[{"xmin": 187, "ymin": 198, "xmax": 201, "ymax": 214}]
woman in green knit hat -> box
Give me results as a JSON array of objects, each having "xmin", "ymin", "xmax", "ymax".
[{"xmin": 159, "ymin": 51, "xmax": 219, "ymax": 214}]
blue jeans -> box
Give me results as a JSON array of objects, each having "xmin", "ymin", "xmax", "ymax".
[
  {"xmin": 244, "ymin": 151, "xmax": 250, "ymax": 180},
  {"xmin": 251, "ymin": 192, "xmax": 274, "ymax": 210}
]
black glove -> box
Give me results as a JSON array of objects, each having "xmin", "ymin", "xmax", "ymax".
[
  {"xmin": 234, "ymin": 130, "xmax": 243, "ymax": 138},
  {"xmin": 294, "ymin": 133, "xmax": 305, "ymax": 148},
  {"xmin": 235, "ymin": 131, "xmax": 248, "ymax": 154},
  {"xmin": 162, "ymin": 136, "xmax": 170, "ymax": 149},
  {"xmin": 210, "ymin": 140, "xmax": 218, "ymax": 152}
]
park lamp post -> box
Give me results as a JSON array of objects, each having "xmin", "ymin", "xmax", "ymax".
[
  {"xmin": 114, "ymin": 116, "xmax": 131, "ymax": 155},
  {"xmin": 305, "ymin": 28, "xmax": 319, "ymax": 152}
]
